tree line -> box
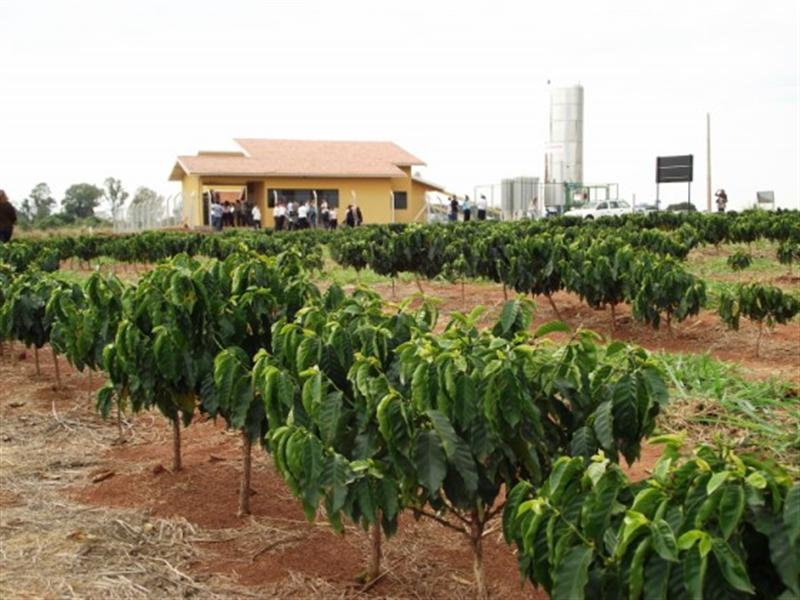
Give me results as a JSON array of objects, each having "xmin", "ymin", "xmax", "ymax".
[{"xmin": 13, "ymin": 178, "xmax": 168, "ymax": 229}]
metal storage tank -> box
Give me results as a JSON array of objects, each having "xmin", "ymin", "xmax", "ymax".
[
  {"xmin": 544, "ymin": 84, "xmax": 584, "ymax": 207},
  {"xmin": 501, "ymin": 177, "xmax": 540, "ymax": 219}
]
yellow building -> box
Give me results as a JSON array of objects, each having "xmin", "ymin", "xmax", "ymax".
[{"xmin": 169, "ymin": 139, "xmax": 448, "ymax": 227}]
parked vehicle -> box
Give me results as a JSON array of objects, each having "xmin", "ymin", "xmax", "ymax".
[
  {"xmin": 564, "ymin": 199, "xmax": 632, "ymax": 219},
  {"xmin": 666, "ymin": 202, "xmax": 697, "ymax": 212}
]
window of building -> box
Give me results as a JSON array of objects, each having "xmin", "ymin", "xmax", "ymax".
[{"xmin": 393, "ymin": 191, "xmax": 408, "ymax": 210}]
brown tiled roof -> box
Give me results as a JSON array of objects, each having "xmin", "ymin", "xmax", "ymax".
[{"xmin": 170, "ymin": 139, "xmax": 425, "ymax": 180}]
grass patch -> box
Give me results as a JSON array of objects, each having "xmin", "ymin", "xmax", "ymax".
[
  {"xmin": 687, "ymin": 241, "xmax": 796, "ymax": 283},
  {"xmin": 654, "ymin": 352, "xmax": 799, "ymax": 467}
]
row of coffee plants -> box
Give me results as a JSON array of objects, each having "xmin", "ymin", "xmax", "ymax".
[
  {"xmin": 0, "ymin": 228, "xmax": 325, "ymax": 272},
  {"xmin": 2, "ymin": 209, "xmax": 797, "ymax": 275}
]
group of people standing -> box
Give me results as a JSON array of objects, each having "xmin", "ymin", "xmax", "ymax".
[
  {"xmin": 273, "ymin": 199, "xmax": 363, "ymax": 232},
  {"xmin": 273, "ymin": 199, "xmax": 319, "ymax": 231},
  {"xmin": 448, "ymin": 194, "xmax": 488, "ymax": 222},
  {"xmin": 209, "ymin": 190, "xmax": 261, "ymax": 232}
]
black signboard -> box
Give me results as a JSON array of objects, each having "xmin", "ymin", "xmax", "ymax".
[{"xmin": 656, "ymin": 155, "xmax": 693, "ymax": 183}]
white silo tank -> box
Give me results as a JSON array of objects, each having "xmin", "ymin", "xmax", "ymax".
[{"xmin": 544, "ymin": 84, "xmax": 584, "ymax": 206}]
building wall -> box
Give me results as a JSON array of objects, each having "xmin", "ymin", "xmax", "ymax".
[{"xmin": 186, "ymin": 174, "xmax": 435, "ymax": 227}]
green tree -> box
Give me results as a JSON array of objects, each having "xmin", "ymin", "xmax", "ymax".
[
  {"xmin": 18, "ymin": 198, "xmax": 34, "ymax": 222},
  {"xmin": 103, "ymin": 177, "xmax": 129, "ymax": 222},
  {"xmin": 128, "ymin": 186, "xmax": 164, "ymax": 227},
  {"xmin": 62, "ymin": 183, "xmax": 103, "ymax": 219},
  {"xmin": 28, "ymin": 182, "xmax": 56, "ymax": 219}
]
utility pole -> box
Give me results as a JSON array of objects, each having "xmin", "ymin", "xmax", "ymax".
[{"xmin": 706, "ymin": 113, "xmax": 712, "ymax": 213}]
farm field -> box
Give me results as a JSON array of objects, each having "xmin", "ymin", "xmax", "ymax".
[{"xmin": 1, "ymin": 211, "xmax": 799, "ymax": 599}]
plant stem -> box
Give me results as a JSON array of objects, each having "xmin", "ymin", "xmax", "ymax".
[
  {"xmin": 34, "ymin": 346, "xmax": 40, "ymax": 376},
  {"xmin": 172, "ymin": 413, "xmax": 182, "ymax": 472},
  {"xmin": 546, "ymin": 292, "xmax": 563, "ymax": 321},
  {"xmin": 239, "ymin": 430, "xmax": 252, "ymax": 517},
  {"xmin": 414, "ymin": 508, "xmax": 466, "ymax": 533},
  {"xmin": 610, "ymin": 303, "xmax": 617, "ymax": 335},
  {"xmin": 469, "ymin": 510, "xmax": 488, "ymax": 600},
  {"xmin": 756, "ymin": 321, "xmax": 763, "ymax": 358},
  {"xmin": 367, "ymin": 511, "xmax": 383, "ymax": 582},
  {"xmin": 51, "ymin": 347, "xmax": 62, "ymax": 389},
  {"xmin": 502, "ymin": 283, "xmax": 508, "ymax": 301},
  {"xmin": 415, "ymin": 273, "xmax": 425, "ymax": 294}
]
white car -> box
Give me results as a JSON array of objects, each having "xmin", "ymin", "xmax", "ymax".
[{"xmin": 564, "ymin": 200, "xmax": 632, "ymax": 219}]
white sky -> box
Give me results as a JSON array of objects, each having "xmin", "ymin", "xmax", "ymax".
[{"xmin": 1, "ymin": 0, "xmax": 798, "ymax": 212}]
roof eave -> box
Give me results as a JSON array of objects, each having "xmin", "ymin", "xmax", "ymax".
[
  {"xmin": 412, "ymin": 176, "xmax": 448, "ymax": 193},
  {"xmin": 192, "ymin": 171, "xmax": 405, "ymax": 179},
  {"xmin": 168, "ymin": 160, "xmax": 190, "ymax": 181}
]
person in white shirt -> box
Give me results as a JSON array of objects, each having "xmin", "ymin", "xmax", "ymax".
[
  {"xmin": 252, "ymin": 204, "xmax": 261, "ymax": 229},
  {"xmin": 328, "ymin": 207, "xmax": 338, "ymax": 229},
  {"xmin": 477, "ymin": 195, "xmax": 488, "ymax": 220},
  {"xmin": 297, "ymin": 202, "xmax": 309, "ymax": 229},
  {"xmin": 289, "ymin": 200, "xmax": 300, "ymax": 230},
  {"xmin": 210, "ymin": 197, "xmax": 223, "ymax": 231},
  {"xmin": 319, "ymin": 200, "xmax": 329, "ymax": 228},
  {"xmin": 273, "ymin": 203, "xmax": 286, "ymax": 231}
]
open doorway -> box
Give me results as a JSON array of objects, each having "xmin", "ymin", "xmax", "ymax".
[{"xmin": 203, "ymin": 185, "xmax": 251, "ymax": 229}]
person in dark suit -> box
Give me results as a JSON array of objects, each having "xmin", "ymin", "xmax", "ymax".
[{"xmin": 0, "ymin": 190, "xmax": 18, "ymax": 243}]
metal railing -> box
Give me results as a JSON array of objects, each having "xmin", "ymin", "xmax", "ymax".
[{"xmin": 112, "ymin": 192, "xmax": 185, "ymax": 232}]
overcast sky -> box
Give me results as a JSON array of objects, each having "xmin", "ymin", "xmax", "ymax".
[{"xmin": 1, "ymin": 0, "xmax": 798, "ymax": 213}]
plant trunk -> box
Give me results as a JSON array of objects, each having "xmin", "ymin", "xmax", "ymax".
[
  {"xmin": 502, "ymin": 283, "xmax": 508, "ymax": 301},
  {"xmin": 116, "ymin": 403, "xmax": 123, "ymax": 437},
  {"xmin": 415, "ymin": 273, "xmax": 425, "ymax": 294},
  {"xmin": 469, "ymin": 512, "xmax": 488, "ymax": 600},
  {"xmin": 172, "ymin": 413, "xmax": 182, "ymax": 472},
  {"xmin": 666, "ymin": 312, "xmax": 673, "ymax": 337},
  {"xmin": 609, "ymin": 303, "xmax": 617, "ymax": 335},
  {"xmin": 461, "ymin": 279, "xmax": 466, "ymax": 304},
  {"xmin": 51, "ymin": 347, "xmax": 62, "ymax": 389},
  {"xmin": 367, "ymin": 511, "xmax": 383, "ymax": 582},
  {"xmin": 238, "ymin": 430, "xmax": 252, "ymax": 517},
  {"xmin": 545, "ymin": 292, "xmax": 563, "ymax": 321},
  {"xmin": 34, "ymin": 346, "xmax": 41, "ymax": 376},
  {"xmin": 755, "ymin": 322, "xmax": 763, "ymax": 357},
  {"xmin": 391, "ymin": 277, "xmax": 396, "ymax": 299},
  {"xmin": 87, "ymin": 369, "xmax": 93, "ymax": 402}
]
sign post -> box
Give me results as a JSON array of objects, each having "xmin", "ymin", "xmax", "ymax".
[
  {"xmin": 756, "ymin": 191, "xmax": 775, "ymax": 211},
  {"xmin": 656, "ymin": 154, "xmax": 694, "ymax": 210}
]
